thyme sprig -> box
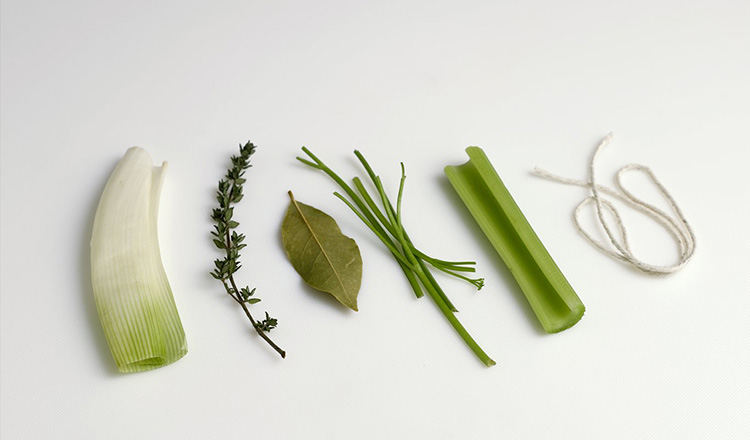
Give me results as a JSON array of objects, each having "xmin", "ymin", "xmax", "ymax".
[{"xmin": 211, "ymin": 142, "xmax": 285, "ymax": 358}]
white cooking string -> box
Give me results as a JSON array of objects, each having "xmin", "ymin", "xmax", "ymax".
[{"xmin": 532, "ymin": 133, "xmax": 695, "ymax": 274}]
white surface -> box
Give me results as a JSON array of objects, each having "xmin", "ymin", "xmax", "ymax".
[{"xmin": 2, "ymin": 1, "xmax": 749, "ymax": 439}]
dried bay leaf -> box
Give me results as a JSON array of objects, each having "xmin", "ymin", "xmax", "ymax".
[{"xmin": 282, "ymin": 191, "xmax": 362, "ymax": 311}]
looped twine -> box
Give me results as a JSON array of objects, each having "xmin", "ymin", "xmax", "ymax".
[{"xmin": 533, "ymin": 133, "xmax": 695, "ymax": 275}]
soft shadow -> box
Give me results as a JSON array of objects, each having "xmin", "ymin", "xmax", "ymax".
[
  {"xmin": 294, "ymin": 277, "xmax": 357, "ymax": 315},
  {"xmin": 436, "ymin": 174, "xmax": 548, "ymax": 336},
  {"xmin": 79, "ymin": 159, "xmax": 121, "ymax": 375}
]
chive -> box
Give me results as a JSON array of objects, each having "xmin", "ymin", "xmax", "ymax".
[{"xmin": 445, "ymin": 147, "xmax": 585, "ymax": 333}]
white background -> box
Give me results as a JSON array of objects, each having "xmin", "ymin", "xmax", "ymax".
[{"xmin": 2, "ymin": 1, "xmax": 749, "ymax": 439}]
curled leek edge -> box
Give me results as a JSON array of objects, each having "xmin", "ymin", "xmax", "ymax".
[
  {"xmin": 445, "ymin": 147, "xmax": 585, "ymax": 333},
  {"xmin": 91, "ymin": 147, "xmax": 187, "ymax": 372}
]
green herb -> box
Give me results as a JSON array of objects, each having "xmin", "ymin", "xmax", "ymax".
[
  {"xmin": 91, "ymin": 147, "xmax": 187, "ymax": 372},
  {"xmin": 211, "ymin": 142, "xmax": 285, "ymax": 358},
  {"xmin": 297, "ymin": 148, "xmax": 495, "ymax": 367},
  {"xmin": 282, "ymin": 191, "xmax": 363, "ymax": 311},
  {"xmin": 445, "ymin": 147, "xmax": 585, "ymax": 333}
]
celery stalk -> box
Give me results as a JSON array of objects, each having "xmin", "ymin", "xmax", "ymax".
[
  {"xmin": 91, "ymin": 147, "xmax": 187, "ymax": 372},
  {"xmin": 445, "ymin": 147, "xmax": 585, "ymax": 333}
]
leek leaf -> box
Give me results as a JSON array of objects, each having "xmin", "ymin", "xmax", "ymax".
[{"xmin": 91, "ymin": 147, "xmax": 187, "ymax": 372}]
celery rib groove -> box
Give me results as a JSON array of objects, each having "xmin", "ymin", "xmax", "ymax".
[{"xmin": 445, "ymin": 147, "xmax": 585, "ymax": 333}]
